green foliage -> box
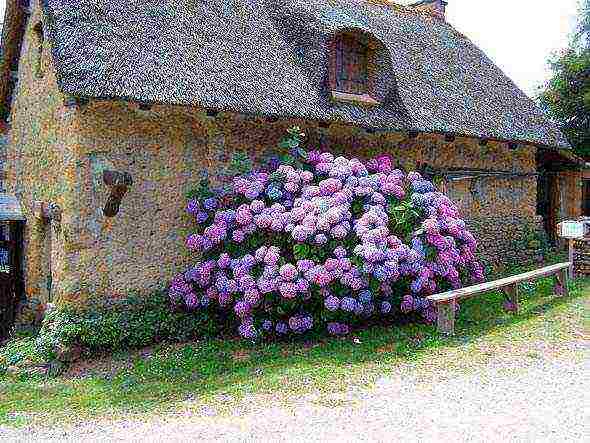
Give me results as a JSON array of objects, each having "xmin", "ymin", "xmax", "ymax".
[
  {"xmin": 277, "ymin": 126, "xmax": 307, "ymax": 168},
  {"xmin": 538, "ymin": 1, "xmax": 590, "ymax": 158},
  {"xmin": 0, "ymin": 333, "xmax": 45, "ymax": 374},
  {"xmin": 34, "ymin": 291, "xmax": 220, "ymax": 359},
  {"xmin": 387, "ymin": 199, "xmax": 421, "ymax": 239}
]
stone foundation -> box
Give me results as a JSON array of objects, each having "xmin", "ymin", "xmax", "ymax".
[
  {"xmin": 573, "ymin": 239, "xmax": 590, "ymax": 276},
  {"xmin": 468, "ymin": 215, "xmax": 546, "ymax": 270}
]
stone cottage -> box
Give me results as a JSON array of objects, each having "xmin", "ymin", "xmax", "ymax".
[{"xmin": 0, "ymin": 0, "xmax": 582, "ymax": 327}]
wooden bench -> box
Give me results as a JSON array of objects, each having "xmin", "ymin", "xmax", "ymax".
[{"xmin": 426, "ymin": 262, "xmax": 572, "ymax": 335}]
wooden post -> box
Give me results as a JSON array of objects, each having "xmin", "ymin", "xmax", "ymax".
[
  {"xmin": 554, "ymin": 269, "xmax": 569, "ymax": 297},
  {"xmin": 568, "ymin": 239, "xmax": 575, "ymax": 280},
  {"xmin": 503, "ymin": 283, "xmax": 519, "ymax": 314},
  {"xmin": 436, "ymin": 299, "xmax": 456, "ymax": 336}
]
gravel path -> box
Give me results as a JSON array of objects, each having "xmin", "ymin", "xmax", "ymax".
[{"xmin": 2, "ymin": 351, "xmax": 589, "ymax": 442}]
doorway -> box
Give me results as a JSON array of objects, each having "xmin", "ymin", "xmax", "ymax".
[{"xmin": 0, "ymin": 221, "xmax": 24, "ymax": 341}]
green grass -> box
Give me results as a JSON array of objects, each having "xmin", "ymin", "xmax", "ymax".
[{"xmin": 0, "ymin": 276, "xmax": 588, "ymax": 429}]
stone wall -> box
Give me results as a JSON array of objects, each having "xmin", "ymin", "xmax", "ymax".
[
  {"xmin": 409, "ymin": 0, "xmax": 447, "ymax": 20},
  {"xmin": 5, "ymin": 0, "xmax": 80, "ymax": 324},
  {"xmin": 40, "ymin": 100, "xmax": 541, "ymax": 309},
  {"xmin": 468, "ymin": 215, "xmax": 546, "ymax": 268}
]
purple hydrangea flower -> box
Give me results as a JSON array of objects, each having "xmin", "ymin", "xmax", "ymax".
[
  {"xmin": 324, "ymin": 296, "xmax": 340, "ymax": 312},
  {"xmin": 186, "ymin": 199, "xmax": 200, "ymax": 215},
  {"xmin": 275, "ymin": 322, "xmax": 289, "ymax": 335},
  {"xmin": 327, "ymin": 322, "xmax": 350, "ymax": 336},
  {"xmin": 238, "ymin": 323, "xmax": 258, "ymax": 340},
  {"xmin": 381, "ymin": 301, "xmax": 392, "ymax": 314}
]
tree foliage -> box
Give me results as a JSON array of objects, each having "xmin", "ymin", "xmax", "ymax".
[{"xmin": 538, "ymin": 0, "xmax": 590, "ymax": 159}]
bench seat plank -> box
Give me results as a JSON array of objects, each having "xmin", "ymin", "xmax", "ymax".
[{"xmin": 427, "ymin": 262, "xmax": 571, "ymax": 303}]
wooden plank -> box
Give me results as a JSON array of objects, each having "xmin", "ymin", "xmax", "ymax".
[
  {"xmin": 427, "ymin": 262, "xmax": 571, "ymax": 303},
  {"xmin": 436, "ymin": 300, "xmax": 455, "ymax": 335}
]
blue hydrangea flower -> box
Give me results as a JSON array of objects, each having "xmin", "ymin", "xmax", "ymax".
[
  {"xmin": 262, "ymin": 320, "xmax": 273, "ymax": 331},
  {"xmin": 358, "ymin": 290, "xmax": 372, "ymax": 304},
  {"xmin": 340, "ymin": 297, "xmax": 357, "ymax": 312},
  {"xmin": 203, "ymin": 197, "xmax": 218, "ymax": 211},
  {"xmin": 196, "ymin": 211, "xmax": 209, "ymax": 224}
]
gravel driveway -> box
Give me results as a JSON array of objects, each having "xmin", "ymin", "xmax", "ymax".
[{"xmin": 2, "ymin": 349, "xmax": 589, "ymax": 442}]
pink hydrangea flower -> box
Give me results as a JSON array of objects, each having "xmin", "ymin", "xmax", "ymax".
[{"xmin": 279, "ymin": 264, "xmax": 298, "ymax": 281}]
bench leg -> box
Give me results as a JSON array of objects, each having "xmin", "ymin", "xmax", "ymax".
[
  {"xmin": 503, "ymin": 283, "xmax": 519, "ymax": 314},
  {"xmin": 553, "ymin": 269, "xmax": 568, "ymax": 298},
  {"xmin": 437, "ymin": 300, "xmax": 456, "ymax": 336}
]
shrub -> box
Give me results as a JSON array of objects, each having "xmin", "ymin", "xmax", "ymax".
[
  {"xmin": 35, "ymin": 291, "xmax": 218, "ymax": 358},
  {"xmin": 169, "ymin": 128, "xmax": 484, "ymax": 340}
]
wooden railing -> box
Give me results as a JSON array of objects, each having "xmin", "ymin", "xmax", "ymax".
[{"xmin": 426, "ymin": 262, "xmax": 572, "ymax": 335}]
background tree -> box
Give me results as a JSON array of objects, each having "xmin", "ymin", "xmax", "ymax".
[{"xmin": 538, "ymin": 0, "xmax": 590, "ymax": 159}]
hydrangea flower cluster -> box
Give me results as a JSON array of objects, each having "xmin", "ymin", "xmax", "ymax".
[{"xmin": 169, "ymin": 131, "xmax": 484, "ymax": 340}]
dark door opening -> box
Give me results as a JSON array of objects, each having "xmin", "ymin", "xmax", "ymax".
[
  {"xmin": 537, "ymin": 172, "xmax": 560, "ymax": 244},
  {"xmin": 0, "ymin": 221, "xmax": 24, "ymax": 342}
]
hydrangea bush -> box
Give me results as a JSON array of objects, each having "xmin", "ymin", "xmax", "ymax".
[{"xmin": 169, "ymin": 128, "xmax": 484, "ymax": 340}]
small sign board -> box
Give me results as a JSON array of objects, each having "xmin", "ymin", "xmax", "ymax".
[{"xmin": 558, "ymin": 221, "xmax": 586, "ymax": 239}]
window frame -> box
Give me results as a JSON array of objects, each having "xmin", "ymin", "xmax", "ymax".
[{"xmin": 329, "ymin": 32, "xmax": 380, "ymax": 106}]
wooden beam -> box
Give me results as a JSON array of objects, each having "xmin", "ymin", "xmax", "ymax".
[
  {"xmin": 102, "ymin": 170, "xmax": 133, "ymax": 217},
  {"xmin": 553, "ymin": 269, "xmax": 569, "ymax": 297},
  {"xmin": 427, "ymin": 262, "xmax": 571, "ymax": 303}
]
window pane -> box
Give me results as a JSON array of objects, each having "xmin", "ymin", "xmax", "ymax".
[{"xmin": 335, "ymin": 35, "xmax": 368, "ymax": 94}]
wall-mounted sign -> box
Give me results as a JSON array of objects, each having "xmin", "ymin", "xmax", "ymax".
[{"xmin": 558, "ymin": 221, "xmax": 586, "ymax": 239}]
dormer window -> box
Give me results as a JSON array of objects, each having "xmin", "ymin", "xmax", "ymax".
[
  {"xmin": 335, "ymin": 34, "xmax": 368, "ymax": 95},
  {"xmin": 329, "ymin": 32, "xmax": 380, "ymax": 106}
]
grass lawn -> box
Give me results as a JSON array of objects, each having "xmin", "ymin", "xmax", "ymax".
[{"xmin": 0, "ymin": 275, "xmax": 588, "ymax": 429}]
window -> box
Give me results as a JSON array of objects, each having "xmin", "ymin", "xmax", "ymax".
[
  {"xmin": 335, "ymin": 34, "xmax": 368, "ymax": 95},
  {"xmin": 33, "ymin": 22, "xmax": 45, "ymax": 78},
  {"xmin": 329, "ymin": 32, "xmax": 380, "ymax": 106}
]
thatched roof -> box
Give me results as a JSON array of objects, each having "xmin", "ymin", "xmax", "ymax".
[{"xmin": 3, "ymin": 0, "xmax": 572, "ymax": 148}]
